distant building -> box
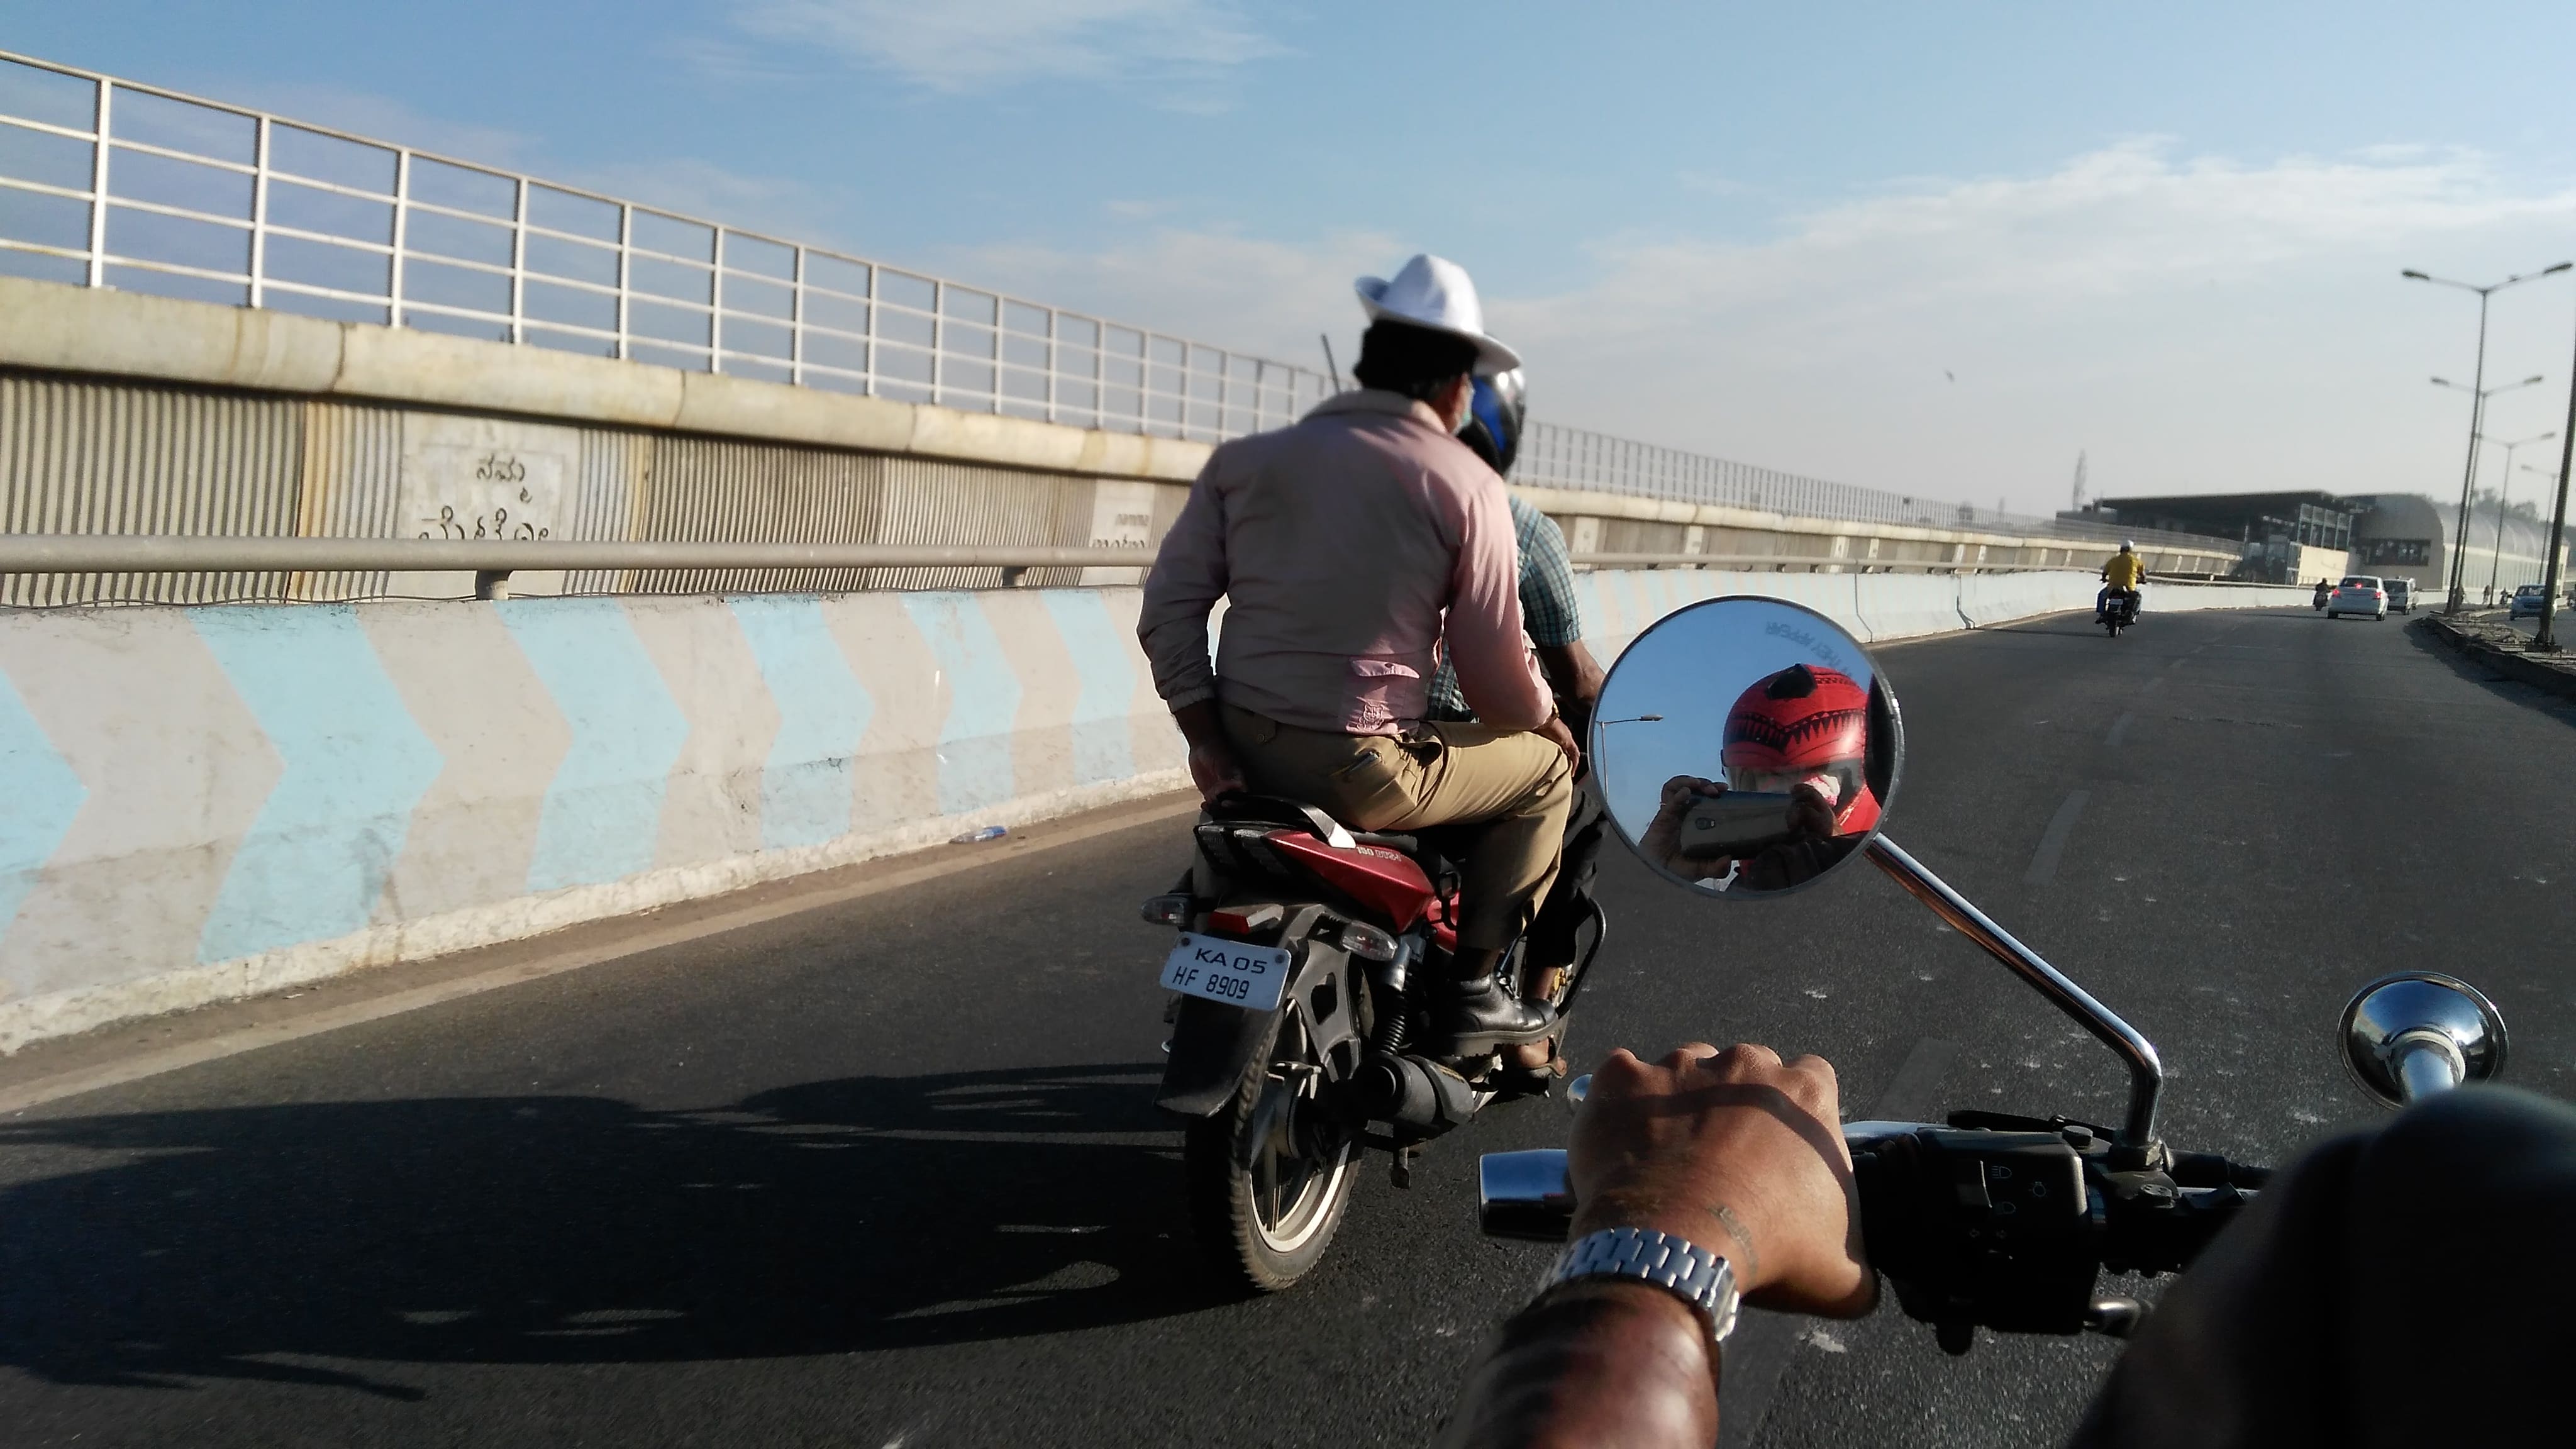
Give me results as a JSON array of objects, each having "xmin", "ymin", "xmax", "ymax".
[
  {"xmin": 2075, "ymin": 491, "xmax": 2355, "ymax": 584},
  {"xmin": 2071, "ymin": 490, "xmax": 2570, "ymax": 596}
]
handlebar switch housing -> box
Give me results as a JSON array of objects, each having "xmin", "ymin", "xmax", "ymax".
[{"xmin": 1853, "ymin": 1128, "xmax": 2102, "ymax": 1347}]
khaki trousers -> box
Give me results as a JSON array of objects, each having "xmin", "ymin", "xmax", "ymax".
[{"xmin": 1219, "ymin": 702, "xmax": 1572, "ymax": 955}]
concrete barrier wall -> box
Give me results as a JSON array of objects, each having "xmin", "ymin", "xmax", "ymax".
[
  {"xmin": 0, "ymin": 569, "xmax": 2302, "ymax": 1050},
  {"xmin": 0, "ymin": 587, "xmax": 1182, "ymax": 1050}
]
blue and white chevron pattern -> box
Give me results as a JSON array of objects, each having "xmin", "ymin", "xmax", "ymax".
[{"xmin": 0, "ymin": 587, "xmax": 1178, "ymax": 1015}]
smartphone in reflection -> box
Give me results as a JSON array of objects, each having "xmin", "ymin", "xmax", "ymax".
[{"xmin": 1677, "ymin": 790, "xmax": 1797, "ymax": 858}]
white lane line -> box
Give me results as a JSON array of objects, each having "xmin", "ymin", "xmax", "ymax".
[
  {"xmin": 2105, "ymin": 711, "xmax": 2135, "ymax": 748},
  {"xmin": 2024, "ymin": 790, "xmax": 2091, "ymax": 886},
  {"xmin": 1717, "ymin": 1035, "xmax": 1958, "ymax": 1449},
  {"xmin": 0, "ymin": 794, "xmax": 1202, "ymax": 1116},
  {"xmin": 2141, "ymin": 675, "xmax": 2166, "ymax": 694}
]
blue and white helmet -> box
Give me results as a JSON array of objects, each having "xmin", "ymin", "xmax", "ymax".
[{"xmin": 1462, "ymin": 368, "xmax": 1528, "ymax": 475}]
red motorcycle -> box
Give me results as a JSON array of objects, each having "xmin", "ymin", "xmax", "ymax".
[{"xmin": 1141, "ymin": 795, "xmax": 1601, "ymax": 1291}]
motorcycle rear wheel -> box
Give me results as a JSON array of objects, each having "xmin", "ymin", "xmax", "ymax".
[{"xmin": 1183, "ymin": 1011, "xmax": 1357, "ymax": 1293}]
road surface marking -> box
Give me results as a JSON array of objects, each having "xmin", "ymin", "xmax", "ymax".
[
  {"xmin": 1716, "ymin": 1036, "xmax": 1957, "ymax": 1449},
  {"xmin": 0, "ymin": 793, "xmax": 1201, "ymax": 1115},
  {"xmin": 2024, "ymin": 790, "xmax": 2091, "ymax": 886},
  {"xmin": 2105, "ymin": 711, "xmax": 2134, "ymax": 748}
]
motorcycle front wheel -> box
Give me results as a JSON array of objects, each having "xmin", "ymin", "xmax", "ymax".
[{"xmin": 1182, "ymin": 1010, "xmax": 1357, "ymax": 1293}]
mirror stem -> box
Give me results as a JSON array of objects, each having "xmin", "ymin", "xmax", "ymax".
[{"xmin": 1865, "ymin": 835, "xmax": 2163, "ymax": 1147}]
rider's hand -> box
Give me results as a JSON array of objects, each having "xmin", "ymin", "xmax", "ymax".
[
  {"xmin": 1187, "ymin": 738, "xmax": 1248, "ymax": 802},
  {"xmin": 1567, "ymin": 1043, "xmax": 1875, "ymax": 1317},
  {"xmin": 1638, "ymin": 776, "xmax": 1720, "ymax": 874},
  {"xmin": 1170, "ymin": 701, "xmax": 1248, "ymax": 802},
  {"xmin": 1536, "ymin": 713, "xmax": 1581, "ymax": 769},
  {"xmin": 1785, "ymin": 779, "xmax": 1837, "ymax": 841}
]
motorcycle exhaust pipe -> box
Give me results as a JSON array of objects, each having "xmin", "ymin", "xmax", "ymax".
[{"xmin": 1353, "ymin": 1052, "xmax": 1480, "ymax": 1134}]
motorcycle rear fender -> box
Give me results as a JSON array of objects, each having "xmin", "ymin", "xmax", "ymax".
[{"xmin": 1155, "ymin": 907, "xmax": 1364, "ymax": 1118}]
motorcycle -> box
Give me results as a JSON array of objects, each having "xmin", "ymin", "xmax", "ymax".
[
  {"xmin": 1477, "ymin": 594, "xmax": 2511, "ymax": 1351},
  {"xmin": 1143, "ymin": 791, "xmax": 1606, "ymax": 1291},
  {"xmin": 2098, "ymin": 588, "xmax": 2141, "ymax": 638}
]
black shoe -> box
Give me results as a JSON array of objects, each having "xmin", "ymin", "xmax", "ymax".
[{"xmin": 1434, "ymin": 974, "xmax": 1557, "ymax": 1055}]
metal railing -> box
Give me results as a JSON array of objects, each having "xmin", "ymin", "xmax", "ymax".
[
  {"xmin": 1517, "ymin": 421, "xmax": 2233, "ymax": 551},
  {"xmin": 0, "ymin": 535, "xmax": 2098, "ymax": 604},
  {"xmin": 0, "ymin": 47, "xmax": 2240, "ymax": 555},
  {"xmin": 0, "ymin": 49, "xmax": 1331, "ymax": 441}
]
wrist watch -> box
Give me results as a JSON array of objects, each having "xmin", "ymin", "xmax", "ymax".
[{"xmin": 1533, "ymin": 1227, "xmax": 1741, "ymax": 1346}]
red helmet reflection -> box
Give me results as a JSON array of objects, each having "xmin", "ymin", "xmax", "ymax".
[{"xmin": 1721, "ymin": 663, "xmax": 1878, "ymax": 832}]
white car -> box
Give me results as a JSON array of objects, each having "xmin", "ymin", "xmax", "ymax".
[{"xmin": 2327, "ymin": 575, "xmax": 2387, "ymax": 620}]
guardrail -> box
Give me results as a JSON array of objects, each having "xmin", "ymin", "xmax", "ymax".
[
  {"xmin": 0, "ymin": 49, "xmax": 1330, "ymax": 441},
  {"xmin": 0, "ymin": 47, "xmax": 2245, "ymax": 557},
  {"xmin": 0, "ymin": 535, "xmax": 2082, "ymax": 601}
]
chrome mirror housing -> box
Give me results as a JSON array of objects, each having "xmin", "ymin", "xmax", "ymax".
[{"xmin": 2339, "ymin": 971, "xmax": 2509, "ymax": 1108}]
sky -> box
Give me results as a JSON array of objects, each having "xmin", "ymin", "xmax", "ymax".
[{"xmin": 16, "ymin": 2, "xmax": 2576, "ymax": 514}]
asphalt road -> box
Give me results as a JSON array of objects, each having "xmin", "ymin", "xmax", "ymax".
[{"xmin": 5, "ymin": 605, "xmax": 2573, "ymax": 1448}]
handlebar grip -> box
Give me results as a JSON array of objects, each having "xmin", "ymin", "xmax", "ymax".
[{"xmin": 1479, "ymin": 1148, "xmax": 1574, "ymax": 1241}]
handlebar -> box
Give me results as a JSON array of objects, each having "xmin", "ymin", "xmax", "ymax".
[{"xmin": 1480, "ymin": 1112, "xmax": 2268, "ymax": 1352}]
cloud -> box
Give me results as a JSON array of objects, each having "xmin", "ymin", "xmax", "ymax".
[
  {"xmin": 729, "ymin": 0, "xmax": 1280, "ymax": 99},
  {"xmin": 953, "ymin": 226, "xmax": 1395, "ymax": 367},
  {"xmin": 960, "ymin": 141, "xmax": 2576, "ymax": 514},
  {"xmin": 233, "ymin": 82, "xmax": 535, "ymax": 170},
  {"xmin": 1491, "ymin": 141, "xmax": 2576, "ymax": 510},
  {"xmin": 568, "ymin": 156, "xmax": 855, "ymax": 245}
]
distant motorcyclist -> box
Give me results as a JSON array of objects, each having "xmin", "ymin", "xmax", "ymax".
[
  {"xmin": 1137, "ymin": 253, "xmax": 1576, "ymax": 1056},
  {"xmin": 2312, "ymin": 577, "xmax": 2333, "ymax": 609},
  {"xmin": 2098, "ymin": 540, "xmax": 2146, "ymax": 624}
]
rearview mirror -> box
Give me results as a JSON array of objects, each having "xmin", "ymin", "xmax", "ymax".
[{"xmin": 1589, "ymin": 597, "xmax": 1902, "ymax": 898}]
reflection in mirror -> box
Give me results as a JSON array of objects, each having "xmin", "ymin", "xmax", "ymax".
[{"xmin": 1591, "ymin": 597, "xmax": 1902, "ymax": 898}]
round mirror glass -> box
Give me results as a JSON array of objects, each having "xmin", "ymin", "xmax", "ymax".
[{"xmin": 1590, "ymin": 596, "xmax": 1902, "ymax": 897}]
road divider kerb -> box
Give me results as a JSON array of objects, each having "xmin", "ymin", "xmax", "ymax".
[{"xmin": 0, "ymin": 791, "xmax": 1199, "ymax": 1115}]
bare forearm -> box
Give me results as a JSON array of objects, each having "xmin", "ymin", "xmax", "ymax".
[{"xmin": 1437, "ymin": 1284, "xmax": 1716, "ymax": 1449}]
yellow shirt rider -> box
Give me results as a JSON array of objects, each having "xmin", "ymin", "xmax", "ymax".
[
  {"xmin": 2102, "ymin": 546, "xmax": 2146, "ymax": 591},
  {"xmin": 2099, "ymin": 542, "xmax": 2145, "ymax": 622}
]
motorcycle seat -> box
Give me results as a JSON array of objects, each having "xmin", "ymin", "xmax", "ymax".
[{"xmin": 1202, "ymin": 791, "xmax": 1461, "ymax": 879}]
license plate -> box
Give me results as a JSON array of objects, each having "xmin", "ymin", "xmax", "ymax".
[{"xmin": 1160, "ymin": 931, "xmax": 1294, "ymax": 1012}]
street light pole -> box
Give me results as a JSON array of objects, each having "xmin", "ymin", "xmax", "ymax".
[
  {"xmin": 2482, "ymin": 431, "xmax": 2556, "ymax": 602},
  {"xmin": 2538, "ymin": 333, "xmax": 2576, "ymax": 652},
  {"xmin": 2429, "ymin": 367, "xmax": 2550, "ymax": 606},
  {"xmin": 2404, "ymin": 262, "xmax": 2574, "ymax": 613}
]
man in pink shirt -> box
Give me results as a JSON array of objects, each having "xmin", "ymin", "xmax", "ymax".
[{"xmin": 1137, "ymin": 254, "xmax": 1578, "ymax": 1055}]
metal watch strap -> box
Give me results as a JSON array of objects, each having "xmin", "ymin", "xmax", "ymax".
[{"xmin": 1535, "ymin": 1227, "xmax": 1741, "ymax": 1345}]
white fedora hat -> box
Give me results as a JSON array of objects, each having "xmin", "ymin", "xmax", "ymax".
[{"xmin": 1353, "ymin": 253, "xmax": 1523, "ymax": 376}]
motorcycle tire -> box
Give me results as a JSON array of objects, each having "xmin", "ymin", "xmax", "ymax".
[{"xmin": 1182, "ymin": 1009, "xmax": 1357, "ymax": 1294}]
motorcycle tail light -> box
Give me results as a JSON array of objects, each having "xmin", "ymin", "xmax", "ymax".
[
  {"xmin": 1139, "ymin": 894, "xmax": 1192, "ymax": 927},
  {"xmin": 1209, "ymin": 904, "xmax": 1285, "ymax": 936},
  {"xmin": 1340, "ymin": 921, "xmax": 1400, "ymax": 962}
]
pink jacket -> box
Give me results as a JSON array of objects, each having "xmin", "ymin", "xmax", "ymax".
[{"xmin": 1137, "ymin": 390, "xmax": 1552, "ymax": 735}]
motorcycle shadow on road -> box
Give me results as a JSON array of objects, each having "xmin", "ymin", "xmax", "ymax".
[{"xmin": 0, "ymin": 1062, "xmax": 1213, "ymax": 1398}]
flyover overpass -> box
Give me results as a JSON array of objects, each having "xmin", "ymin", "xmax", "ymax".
[
  {"xmin": 0, "ymin": 45, "xmax": 2558, "ymax": 1449},
  {"xmin": 0, "ymin": 48, "xmax": 2277, "ymax": 1053}
]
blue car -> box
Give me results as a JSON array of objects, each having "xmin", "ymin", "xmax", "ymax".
[{"xmin": 2510, "ymin": 585, "xmax": 2552, "ymax": 618}]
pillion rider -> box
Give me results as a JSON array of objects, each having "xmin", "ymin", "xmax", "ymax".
[
  {"xmin": 1425, "ymin": 366, "xmax": 1610, "ymax": 1081},
  {"xmin": 1136, "ymin": 253, "xmax": 1578, "ymax": 1057},
  {"xmin": 2097, "ymin": 540, "xmax": 2145, "ymax": 622}
]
